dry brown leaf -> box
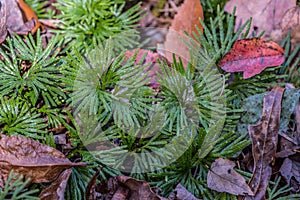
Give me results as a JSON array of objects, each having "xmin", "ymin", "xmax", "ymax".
[
  {"xmin": 39, "ymin": 169, "xmax": 72, "ymax": 200},
  {"xmin": 116, "ymin": 176, "xmax": 168, "ymax": 200},
  {"xmin": 280, "ymin": 158, "xmax": 300, "ymax": 184},
  {"xmin": 17, "ymin": 0, "xmax": 43, "ymax": 33},
  {"xmin": 164, "ymin": 0, "xmax": 204, "ymax": 65},
  {"xmin": 0, "ymin": 0, "xmax": 38, "ymax": 43},
  {"xmin": 224, "ymin": 0, "xmax": 296, "ymax": 37},
  {"xmin": 207, "ymin": 158, "xmax": 253, "ymax": 196},
  {"xmin": 0, "ymin": 134, "xmax": 85, "ymax": 188},
  {"xmin": 245, "ymin": 86, "xmax": 285, "ymax": 200},
  {"xmin": 281, "ymin": 6, "xmax": 300, "ymax": 50},
  {"xmin": 168, "ymin": 184, "xmax": 199, "ymax": 200},
  {"xmin": 85, "ymin": 176, "xmax": 168, "ymax": 200}
]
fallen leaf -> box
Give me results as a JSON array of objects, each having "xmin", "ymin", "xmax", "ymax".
[
  {"xmin": 85, "ymin": 176, "xmax": 167, "ymax": 200},
  {"xmin": 39, "ymin": 168, "xmax": 72, "ymax": 200},
  {"xmin": 17, "ymin": 0, "xmax": 43, "ymax": 34},
  {"xmin": 164, "ymin": 0, "xmax": 204, "ymax": 65},
  {"xmin": 116, "ymin": 176, "xmax": 168, "ymax": 200},
  {"xmin": 0, "ymin": 134, "xmax": 85, "ymax": 188},
  {"xmin": 168, "ymin": 184, "xmax": 200, "ymax": 200},
  {"xmin": 219, "ymin": 38, "xmax": 285, "ymax": 79},
  {"xmin": 281, "ymin": 5, "xmax": 300, "ymax": 42},
  {"xmin": 246, "ymin": 86, "xmax": 285, "ymax": 199},
  {"xmin": 124, "ymin": 49, "xmax": 169, "ymax": 89},
  {"xmin": 276, "ymin": 135, "xmax": 300, "ymax": 158},
  {"xmin": 207, "ymin": 158, "xmax": 253, "ymax": 196},
  {"xmin": 280, "ymin": 158, "xmax": 300, "ymax": 184},
  {"xmin": 224, "ymin": 0, "xmax": 296, "ymax": 36},
  {"xmin": 85, "ymin": 170, "xmax": 100, "ymax": 200},
  {"xmin": 0, "ymin": 0, "xmax": 37, "ymax": 43}
]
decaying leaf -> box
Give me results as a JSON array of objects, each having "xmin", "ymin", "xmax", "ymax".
[
  {"xmin": 168, "ymin": 184, "xmax": 199, "ymax": 200},
  {"xmin": 39, "ymin": 168, "xmax": 72, "ymax": 200},
  {"xmin": 224, "ymin": 0, "xmax": 296, "ymax": 36},
  {"xmin": 246, "ymin": 86, "xmax": 285, "ymax": 199},
  {"xmin": 207, "ymin": 158, "xmax": 253, "ymax": 196},
  {"xmin": 0, "ymin": 0, "xmax": 41, "ymax": 44},
  {"xmin": 86, "ymin": 175, "xmax": 167, "ymax": 200},
  {"xmin": 124, "ymin": 49, "xmax": 169, "ymax": 89},
  {"xmin": 280, "ymin": 158, "xmax": 300, "ymax": 184},
  {"xmin": 164, "ymin": 0, "xmax": 204, "ymax": 64},
  {"xmin": 17, "ymin": 0, "xmax": 43, "ymax": 33},
  {"xmin": 219, "ymin": 38, "xmax": 285, "ymax": 79},
  {"xmin": 85, "ymin": 171, "xmax": 99, "ymax": 200},
  {"xmin": 0, "ymin": 134, "xmax": 85, "ymax": 188},
  {"xmin": 173, "ymin": 184, "xmax": 199, "ymax": 200},
  {"xmin": 281, "ymin": 6, "xmax": 300, "ymax": 50},
  {"xmin": 116, "ymin": 176, "xmax": 168, "ymax": 200}
]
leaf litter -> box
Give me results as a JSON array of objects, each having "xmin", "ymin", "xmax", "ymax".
[{"xmin": 0, "ymin": 0, "xmax": 300, "ymax": 199}]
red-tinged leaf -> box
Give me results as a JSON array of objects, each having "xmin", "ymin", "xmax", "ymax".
[
  {"xmin": 219, "ymin": 38, "xmax": 285, "ymax": 79},
  {"xmin": 0, "ymin": 134, "xmax": 85, "ymax": 188},
  {"xmin": 245, "ymin": 86, "xmax": 285, "ymax": 200},
  {"xmin": 207, "ymin": 158, "xmax": 254, "ymax": 196},
  {"xmin": 39, "ymin": 169, "xmax": 72, "ymax": 200}
]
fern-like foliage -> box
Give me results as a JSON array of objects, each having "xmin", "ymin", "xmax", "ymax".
[
  {"xmin": 0, "ymin": 30, "xmax": 65, "ymax": 107},
  {"xmin": 279, "ymin": 33, "xmax": 300, "ymax": 87},
  {"xmin": 0, "ymin": 98, "xmax": 47, "ymax": 139},
  {"xmin": 24, "ymin": 0, "xmax": 55, "ymax": 19},
  {"xmin": 54, "ymin": 0, "xmax": 144, "ymax": 53},
  {"xmin": 0, "ymin": 170, "xmax": 39, "ymax": 200}
]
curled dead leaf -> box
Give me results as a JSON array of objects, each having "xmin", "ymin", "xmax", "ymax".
[
  {"xmin": 246, "ymin": 86, "xmax": 285, "ymax": 199},
  {"xmin": 39, "ymin": 169, "xmax": 72, "ymax": 200},
  {"xmin": 17, "ymin": 0, "xmax": 43, "ymax": 34},
  {"xmin": 0, "ymin": 0, "xmax": 42, "ymax": 44}
]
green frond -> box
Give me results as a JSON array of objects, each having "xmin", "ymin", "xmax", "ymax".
[
  {"xmin": 54, "ymin": 0, "xmax": 144, "ymax": 53},
  {"xmin": 0, "ymin": 98, "xmax": 47, "ymax": 139},
  {"xmin": 279, "ymin": 33, "xmax": 300, "ymax": 86},
  {"xmin": 64, "ymin": 167, "xmax": 93, "ymax": 200},
  {"xmin": 0, "ymin": 30, "xmax": 66, "ymax": 107},
  {"xmin": 0, "ymin": 170, "xmax": 39, "ymax": 200},
  {"xmin": 65, "ymin": 39, "xmax": 156, "ymax": 130},
  {"xmin": 25, "ymin": 0, "xmax": 55, "ymax": 18}
]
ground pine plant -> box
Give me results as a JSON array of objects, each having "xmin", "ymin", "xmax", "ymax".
[{"xmin": 1, "ymin": 0, "xmax": 299, "ymax": 199}]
